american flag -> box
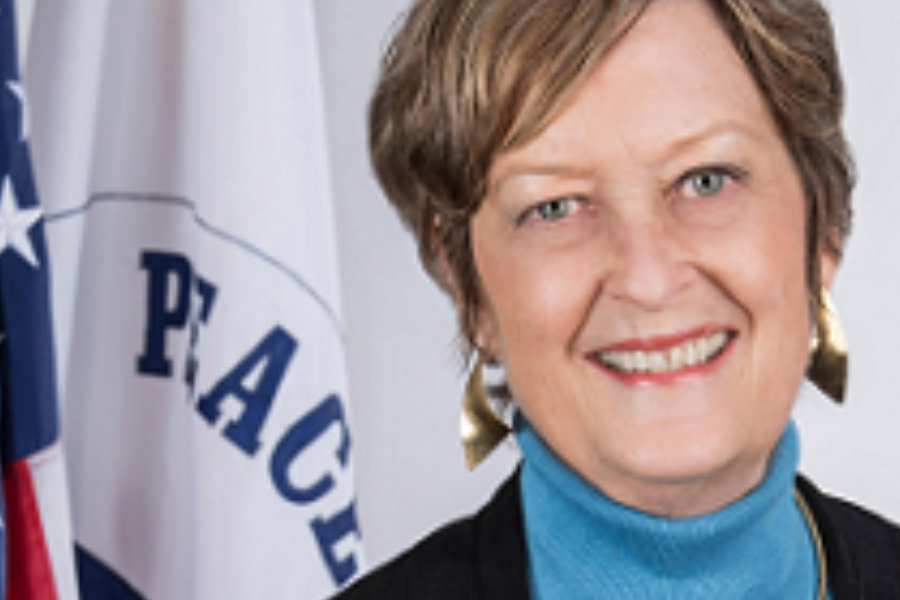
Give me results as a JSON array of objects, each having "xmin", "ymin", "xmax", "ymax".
[{"xmin": 0, "ymin": 1, "xmax": 77, "ymax": 598}]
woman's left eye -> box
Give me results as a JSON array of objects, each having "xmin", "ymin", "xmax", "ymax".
[{"xmin": 680, "ymin": 168, "xmax": 736, "ymax": 199}]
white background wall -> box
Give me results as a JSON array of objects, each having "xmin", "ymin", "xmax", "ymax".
[{"xmin": 20, "ymin": 0, "xmax": 900, "ymax": 570}]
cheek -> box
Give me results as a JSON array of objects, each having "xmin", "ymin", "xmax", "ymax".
[
  {"xmin": 696, "ymin": 184, "xmax": 808, "ymax": 316},
  {"xmin": 749, "ymin": 213, "xmax": 808, "ymax": 314},
  {"xmin": 714, "ymin": 195, "xmax": 811, "ymax": 384},
  {"xmin": 722, "ymin": 236, "xmax": 805, "ymax": 308},
  {"xmin": 472, "ymin": 232, "xmax": 596, "ymax": 356}
]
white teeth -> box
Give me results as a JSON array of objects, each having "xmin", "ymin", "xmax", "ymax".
[
  {"xmin": 685, "ymin": 342, "xmax": 698, "ymax": 366},
  {"xmin": 670, "ymin": 345, "xmax": 685, "ymax": 370},
  {"xmin": 597, "ymin": 331, "xmax": 730, "ymax": 374},
  {"xmin": 696, "ymin": 336, "xmax": 709, "ymax": 361},
  {"xmin": 634, "ymin": 351, "xmax": 648, "ymax": 372},
  {"xmin": 648, "ymin": 352, "xmax": 667, "ymax": 372},
  {"xmin": 710, "ymin": 330, "xmax": 727, "ymax": 352}
]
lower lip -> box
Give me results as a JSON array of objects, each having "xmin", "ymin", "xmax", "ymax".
[{"xmin": 591, "ymin": 335, "xmax": 735, "ymax": 387}]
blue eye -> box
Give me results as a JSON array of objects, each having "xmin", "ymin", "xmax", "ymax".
[
  {"xmin": 534, "ymin": 197, "xmax": 577, "ymax": 222},
  {"xmin": 680, "ymin": 167, "xmax": 745, "ymax": 199},
  {"xmin": 686, "ymin": 171, "xmax": 725, "ymax": 197}
]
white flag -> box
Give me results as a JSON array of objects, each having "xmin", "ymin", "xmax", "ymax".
[{"xmin": 27, "ymin": 2, "xmax": 365, "ymax": 599}]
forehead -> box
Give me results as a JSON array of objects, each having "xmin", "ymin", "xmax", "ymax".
[{"xmin": 492, "ymin": 0, "xmax": 779, "ymax": 179}]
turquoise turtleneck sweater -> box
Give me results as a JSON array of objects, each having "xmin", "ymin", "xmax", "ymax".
[{"xmin": 517, "ymin": 419, "xmax": 828, "ymax": 600}]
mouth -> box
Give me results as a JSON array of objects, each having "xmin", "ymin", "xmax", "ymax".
[{"xmin": 591, "ymin": 328, "xmax": 735, "ymax": 382}]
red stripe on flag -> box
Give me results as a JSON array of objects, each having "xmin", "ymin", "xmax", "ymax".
[{"xmin": 3, "ymin": 459, "xmax": 60, "ymax": 600}]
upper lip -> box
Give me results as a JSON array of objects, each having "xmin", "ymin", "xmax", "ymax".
[{"xmin": 593, "ymin": 325, "xmax": 733, "ymax": 354}]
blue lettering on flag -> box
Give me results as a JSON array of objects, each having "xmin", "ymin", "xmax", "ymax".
[
  {"xmin": 197, "ymin": 326, "xmax": 298, "ymax": 455},
  {"xmin": 270, "ymin": 393, "xmax": 351, "ymax": 504},
  {"xmin": 271, "ymin": 394, "xmax": 363, "ymax": 585},
  {"xmin": 137, "ymin": 249, "xmax": 220, "ymax": 396},
  {"xmin": 112, "ymin": 213, "xmax": 362, "ymax": 586},
  {"xmin": 311, "ymin": 501, "xmax": 361, "ymax": 587},
  {"xmin": 185, "ymin": 275, "xmax": 218, "ymax": 394},
  {"xmin": 137, "ymin": 251, "xmax": 193, "ymax": 377}
]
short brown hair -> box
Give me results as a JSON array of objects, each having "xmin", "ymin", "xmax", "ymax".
[{"xmin": 369, "ymin": 0, "xmax": 853, "ymax": 355}]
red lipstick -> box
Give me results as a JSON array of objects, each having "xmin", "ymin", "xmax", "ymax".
[
  {"xmin": 599, "ymin": 325, "xmax": 723, "ymax": 352},
  {"xmin": 590, "ymin": 325, "xmax": 736, "ymax": 386}
]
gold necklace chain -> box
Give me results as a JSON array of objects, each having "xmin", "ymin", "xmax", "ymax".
[{"xmin": 795, "ymin": 489, "xmax": 828, "ymax": 600}]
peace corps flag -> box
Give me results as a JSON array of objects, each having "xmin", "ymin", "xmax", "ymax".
[
  {"xmin": 0, "ymin": 1, "xmax": 79, "ymax": 598},
  {"xmin": 27, "ymin": 1, "xmax": 364, "ymax": 598}
]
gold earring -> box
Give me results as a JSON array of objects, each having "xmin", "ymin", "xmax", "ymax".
[
  {"xmin": 460, "ymin": 354, "xmax": 511, "ymax": 469},
  {"xmin": 807, "ymin": 290, "xmax": 848, "ymax": 404}
]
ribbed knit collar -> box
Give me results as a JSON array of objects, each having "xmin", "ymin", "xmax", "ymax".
[{"xmin": 517, "ymin": 419, "xmax": 820, "ymax": 599}]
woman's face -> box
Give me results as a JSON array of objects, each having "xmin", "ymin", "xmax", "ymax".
[{"xmin": 471, "ymin": 0, "xmax": 835, "ymax": 516}]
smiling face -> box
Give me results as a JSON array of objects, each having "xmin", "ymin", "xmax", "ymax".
[{"xmin": 471, "ymin": 0, "xmax": 835, "ymax": 517}]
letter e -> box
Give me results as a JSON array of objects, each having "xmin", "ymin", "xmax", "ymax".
[{"xmin": 311, "ymin": 502, "xmax": 361, "ymax": 586}]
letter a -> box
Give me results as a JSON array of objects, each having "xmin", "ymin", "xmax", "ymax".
[{"xmin": 196, "ymin": 326, "xmax": 298, "ymax": 455}]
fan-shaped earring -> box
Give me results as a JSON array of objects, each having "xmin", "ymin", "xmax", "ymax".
[
  {"xmin": 807, "ymin": 290, "xmax": 848, "ymax": 404},
  {"xmin": 460, "ymin": 354, "xmax": 511, "ymax": 469}
]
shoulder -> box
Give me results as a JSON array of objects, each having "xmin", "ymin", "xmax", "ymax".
[
  {"xmin": 329, "ymin": 472, "xmax": 529, "ymax": 600},
  {"xmin": 797, "ymin": 475, "xmax": 900, "ymax": 596}
]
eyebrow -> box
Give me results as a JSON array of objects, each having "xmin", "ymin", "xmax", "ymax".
[
  {"xmin": 490, "ymin": 161, "xmax": 595, "ymax": 197},
  {"xmin": 490, "ymin": 119, "xmax": 767, "ymax": 193},
  {"xmin": 661, "ymin": 120, "xmax": 767, "ymax": 158}
]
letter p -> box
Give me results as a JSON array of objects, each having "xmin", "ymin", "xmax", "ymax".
[{"xmin": 137, "ymin": 251, "xmax": 192, "ymax": 377}]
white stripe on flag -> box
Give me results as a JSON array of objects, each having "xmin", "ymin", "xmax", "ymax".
[{"xmin": 28, "ymin": 445, "xmax": 79, "ymax": 600}]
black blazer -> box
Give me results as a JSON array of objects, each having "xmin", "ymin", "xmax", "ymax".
[{"xmin": 332, "ymin": 472, "xmax": 900, "ymax": 599}]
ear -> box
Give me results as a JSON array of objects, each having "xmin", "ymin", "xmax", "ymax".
[
  {"xmin": 818, "ymin": 223, "xmax": 843, "ymax": 290},
  {"xmin": 819, "ymin": 248, "xmax": 839, "ymax": 291},
  {"xmin": 473, "ymin": 303, "xmax": 502, "ymax": 361}
]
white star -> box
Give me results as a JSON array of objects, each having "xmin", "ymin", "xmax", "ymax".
[
  {"xmin": 6, "ymin": 81, "xmax": 29, "ymax": 141},
  {"xmin": 0, "ymin": 176, "xmax": 42, "ymax": 268}
]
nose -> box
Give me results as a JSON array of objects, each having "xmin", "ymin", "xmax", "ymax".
[{"xmin": 604, "ymin": 214, "xmax": 692, "ymax": 310}]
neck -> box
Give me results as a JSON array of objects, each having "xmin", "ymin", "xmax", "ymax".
[
  {"xmin": 516, "ymin": 420, "xmax": 819, "ymax": 600},
  {"xmin": 599, "ymin": 459, "xmax": 770, "ymax": 518}
]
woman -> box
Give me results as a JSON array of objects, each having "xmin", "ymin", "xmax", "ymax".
[{"xmin": 335, "ymin": 0, "xmax": 900, "ymax": 597}]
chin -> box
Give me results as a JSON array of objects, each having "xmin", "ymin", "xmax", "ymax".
[{"xmin": 615, "ymin": 426, "xmax": 758, "ymax": 490}]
